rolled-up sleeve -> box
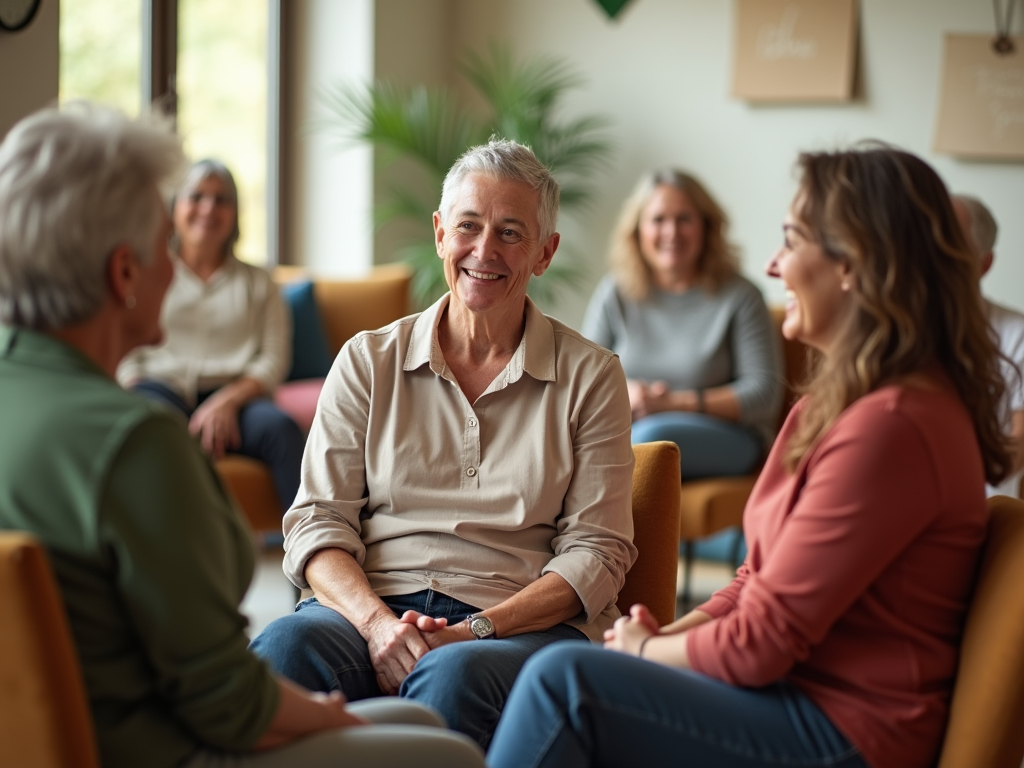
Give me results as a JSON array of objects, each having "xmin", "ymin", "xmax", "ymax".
[
  {"xmin": 282, "ymin": 338, "xmax": 371, "ymax": 587},
  {"xmin": 543, "ymin": 353, "xmax": 637, "ymax": 623}
]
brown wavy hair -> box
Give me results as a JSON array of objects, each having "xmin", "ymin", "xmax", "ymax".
[
  {"xmin": 609, "ymin": 169, "xmax": 739, "ymax": 300},
  {"xmin": 783, "ymin": 144, "xmax": 1012, "ymax": 485}
]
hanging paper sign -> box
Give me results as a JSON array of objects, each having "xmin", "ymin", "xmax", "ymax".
[
  {"xmin": 732, "ymin": 0, "xmax": 858, "ymax": 102},
  {"xmin": 934, "ymin": 34, "xmax": 1024, "ymax": 160}
]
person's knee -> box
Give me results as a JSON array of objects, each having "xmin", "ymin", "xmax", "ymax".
[
  {"xmin": 404, "ymin": 643, "xmax": 475, "ymax": 692},
  {"xmin": 521, "ymin": 641, "xmax": 588, "ymax": 680},
  {"xmin": 242, "ymin": 401, "xmax": 304, "ymax": 444},
  {"xmin": 630, "ymin": 416, "xmax": 672, "ymax": 444},
  {"xmin": 249, "ymin": 612, "xmax": 312, "ymax": 670},
  {"xmin": 515, "ymin": 642, "xmax": 607, "ymax": 703},
  {"xmin": 349, "ymin": 698, "xmax": 448, "ymax": 728}
]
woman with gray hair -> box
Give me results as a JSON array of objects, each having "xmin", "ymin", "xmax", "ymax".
[
  {"xmin": 0, "ymin": 102, "xmax": 484, "ymax": 768},
  {"xmin": 251, "ymin": 137, "xmax": 634, "ymax": 750},
  {"xmin": 118, "ymin": 159, "xmax": 304, "ymax": 515}
]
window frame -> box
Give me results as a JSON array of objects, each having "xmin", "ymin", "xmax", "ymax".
[{"xmin": 141, "ymin": 0, "xmax": 282, "ymax": 266}]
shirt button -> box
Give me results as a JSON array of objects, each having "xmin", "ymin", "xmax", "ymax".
[
  {"xmin": 468, "ymin": 418, "xmax": 477, "ymax": 427},
  {"xmin": 466, "ymin": 467, "xmax": 477, "ymax": 477}
]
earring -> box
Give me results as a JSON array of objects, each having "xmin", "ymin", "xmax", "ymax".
[
  {"xmin": 841, "ymin": 281, "xmax": 850, "ymax": 292},
  {"xmin": 125, "ymin": 295, "xmax": 136, "ymax": 309}
]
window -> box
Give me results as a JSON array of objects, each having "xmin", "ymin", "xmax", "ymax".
[
  {"xmin": 59, "ymin": 0, "xmax": 275, "ymax": 266},
  {"xmin": 177, "ymin": 0, "xmax": 268, "ymax": 264},
  {"xmin": 59, "ymin": 0, "xmax": 141, "ymax": 116}
]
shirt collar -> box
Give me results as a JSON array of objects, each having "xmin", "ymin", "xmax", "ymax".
[{"xmin": 404, "ymin": 294, "xmax": 556, "ymax": 383}]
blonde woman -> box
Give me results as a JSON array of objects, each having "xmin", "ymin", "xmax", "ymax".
[
  {"xmin": 583, "ymin": 169, "xmax": 782, "ymax": 475},
  {"xmin": 489, "ymin": 145, "xmax": 1009, "ymax": 768},
  {"xmin": 582, "ymin": 169, "xmax": 783, "ymax": 559}
]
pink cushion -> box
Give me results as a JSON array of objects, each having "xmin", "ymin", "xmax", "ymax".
[{"xmin": 275, "ymin": 378, "xmax": 325, "ymax": 434}]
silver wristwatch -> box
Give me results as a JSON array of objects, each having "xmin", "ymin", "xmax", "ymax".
[{"xmin": 467, "ymin": 613, "xmax": 496, "ymax": 640}]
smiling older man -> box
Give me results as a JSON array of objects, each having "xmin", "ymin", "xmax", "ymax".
[{"xmin": 251, "ymin": 138, "xmax": 636, "ymax": 748}]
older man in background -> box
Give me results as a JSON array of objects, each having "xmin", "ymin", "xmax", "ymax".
[
  {"xmin": 953, "ymin": 193, "xmax": 1024, "ymax": 497},
  {"xmin": 252, "ymin": 138, "xmax": 636, "ymax": 749}
]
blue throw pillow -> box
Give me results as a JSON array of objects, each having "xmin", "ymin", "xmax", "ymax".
[{"xmin": 281, "ymin": 280, "xmax": 333, "ymax": 381}]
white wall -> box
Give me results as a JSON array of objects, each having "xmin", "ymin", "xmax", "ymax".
[
  {"xmin": 284, "ymin": 0, "xmax": 375, "ymax": 276},
  {"xmin": 372, "ymin": 0, "xmax": 454, "ymax": 266},
  {"xmin": 0, "ymin": 0, "xmax": 58, "ymax": 138},
  {"xmin": 403, "ymin": 0, "xmax": 1023, "ymax": 328}
]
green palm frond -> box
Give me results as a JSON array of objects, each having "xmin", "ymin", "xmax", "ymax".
[
  {"xmin": 527, "ymin": 248, "xmax": 587, "ymax": 306},
  {"xmin": 374, "ymin": 183, "xmax": 438, "ymax": 231},
  {"xmin": 320, "ymin": 81, "xmax": 486, "ymax": 177},
  {"xmin": 398, "ymin": 240, "xmax": 450, "ymax": 308},
  {"xmin": 319, "ymin": 46, "xmax": 613, "ymax": 310},
  {"xmin": 462, "ymin": 47, "xmax": 583, "ymax": 125}
]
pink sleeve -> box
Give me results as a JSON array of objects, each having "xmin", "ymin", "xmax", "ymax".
[{"xmin": 686, "ymin": 403, "xmax": 941, "ymax": 687}]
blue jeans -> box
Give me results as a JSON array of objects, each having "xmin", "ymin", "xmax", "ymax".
[
  {"xmin": 635, "ymin": 411, "xmax": 761, "ymax": 564},
  {"xmin": 132, "ymin": 381, "xmax": 304, "ymax": 512},
  {"xmin": 487, "ymin": 644, "xmax": 867, "ymax": 768},
  {"xmin": 631, "ymin": 411, "xmax": 763, "ymax": 481},
  {"xmin": 249, "ymin": 591, "xmax": 588, "ymax": 749}
]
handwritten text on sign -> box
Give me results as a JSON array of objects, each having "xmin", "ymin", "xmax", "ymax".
[
  {"xmin": 934, "ymin": 35, "xmax": 1024, "ymax": 160},
  {"xmin": 733, "ymin": 0, "xmax": 857, "ymax": 102}
]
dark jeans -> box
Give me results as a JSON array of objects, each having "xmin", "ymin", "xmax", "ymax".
[
  {"xmin": 249, "ymin": 590, "xmax": 588, "ymax": 749},
  {"xmin": 132, "ymin": 381, "xmax": 304, "ymax": 512},
  {"xmin": 487, "ymin": 643, "xmax": 868, "ymax": 768}
]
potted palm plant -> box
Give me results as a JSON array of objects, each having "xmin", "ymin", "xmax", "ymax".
[{"xmin": 320, "ymin": 46, "xmax": 613, "ymax": 308}]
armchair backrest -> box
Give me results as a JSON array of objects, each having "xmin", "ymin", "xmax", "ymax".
[
  {"xmin": 0, "ymin": 531, "xmax": 99, "ymax": 768},
  {"xmin": 619, "ymin": 441, "xmax": 682, "ymax": 627},
  {"xmin": 312, "ymin": 265, "xmax": 412, "ymax": 356},
  {"xmin": 937, "ymin": 495, "xmax": 1024, "ymax": 768}
]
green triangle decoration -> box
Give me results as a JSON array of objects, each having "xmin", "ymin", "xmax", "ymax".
[{"xmin": 595, "ymin": 0, "xmax": 631, "ymax": 20}]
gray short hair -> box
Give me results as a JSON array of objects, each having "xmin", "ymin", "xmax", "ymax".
[
  {"xmin": 171, "ymin": 158, "xmax": 241, "ymax": 257},
  {"xmin": 953, "ymin": 193, "xmax": 998, "ymax": 255},
  {"xmin": 0, "ymin": 101, "xmax": 185, "ymax": 330},
  {"xmin": 438, "ymin": 137, "xmax": 560, "ymax": 241}
]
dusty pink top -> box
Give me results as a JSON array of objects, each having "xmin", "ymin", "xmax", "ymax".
[{"xmin": 688, "ymin": 380, "xmax": 987, "ymax": 768}]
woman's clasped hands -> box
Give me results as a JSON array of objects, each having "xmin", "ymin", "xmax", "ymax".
[{"xmin": 604, "ymin": 604, "xmax": 659, "ymax": 657}]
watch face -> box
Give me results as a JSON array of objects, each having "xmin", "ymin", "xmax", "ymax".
[
  {"xmin": 0, "ymin": 0, "xmax": 40, "ymax": 32},
  {"xmin": 470, "ymin": 615, "xmax": 495, "ymax": 639}
]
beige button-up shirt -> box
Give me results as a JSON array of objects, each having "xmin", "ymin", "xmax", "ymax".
[
  {"xmin": 117, "ymin": 255, "xmax": 290, "ymax": 404},
  {"xmin": 283, "ymin": 295, "xmax": 636, "ymax": 641}
]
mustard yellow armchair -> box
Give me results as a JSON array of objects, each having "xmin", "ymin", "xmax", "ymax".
[
  {"xmin": 619, "ymin": 441, "xmax": 682, "ymax": 627},
  {"xmin": 0, "ymin": 532, "xmax": 99, "ymax": 768},
  {"xmin": 936, "ymin": 494, "xmax": 1024, "ymax": 768}
]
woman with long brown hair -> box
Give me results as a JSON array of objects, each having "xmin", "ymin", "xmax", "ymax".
[{"xmin": 487, "ymin": 145, "xmax": 1009, "ymax": 768}]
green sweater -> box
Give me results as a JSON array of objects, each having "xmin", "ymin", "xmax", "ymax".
[{"xmin": 0, "ymin": 326, "xmax": 278, "ymax": 768}]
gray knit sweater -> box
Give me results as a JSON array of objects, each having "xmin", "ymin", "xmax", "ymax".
[{"xmin": 581, "ymin": 274, "xmax": 784, "ymax": 447}]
